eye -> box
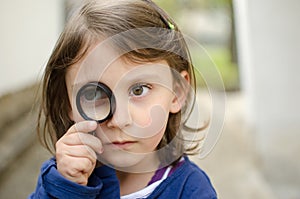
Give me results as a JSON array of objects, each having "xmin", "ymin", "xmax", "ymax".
[
  {"xmin": 129, "ymin": 84, "xmax": 152, "ymax": 97},
  {"xmin": 83, "ymin": 87, "xmax": 104, "ymax": 101}
]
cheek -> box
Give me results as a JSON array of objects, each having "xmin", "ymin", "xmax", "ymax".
[
  {"xmin": 130, "ymin": 91, "xmax": 174, "ymax": 128},
  {"xmin": 69, "ymin": 107, "xmax": 86, "ymax": 123},
  {"xmin": 131, "ymin": 105, "xmax": 152, "ymax": 126},
  {"xmin": 128, "ymin": 103, "xmax": 169, "ymax": 139},
  {"xmin": 142, "ymin": 127, "xmax": 165, "ymax": 151}
]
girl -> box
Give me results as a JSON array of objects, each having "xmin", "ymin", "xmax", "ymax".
[{"xmin": 29, "ymin": 0, "xmax": 217, "ymax": 198}]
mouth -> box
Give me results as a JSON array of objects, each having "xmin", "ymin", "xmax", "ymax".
[{"xmin": 108, "ymin": 141, "xmax": 137, "ymax": 149}]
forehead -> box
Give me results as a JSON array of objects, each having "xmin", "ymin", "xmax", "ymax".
[{"xmin": 66, "ymin": 42, "xmax": 173, "ymax": 91}]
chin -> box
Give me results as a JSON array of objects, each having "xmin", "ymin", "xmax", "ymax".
[
  {"xmin": 98, "ymin": 150, "xmax": 158, "ymax": 173},
  {"xmin": 100, "ymin": 150, "xmax": 142, "ymax": 166}
]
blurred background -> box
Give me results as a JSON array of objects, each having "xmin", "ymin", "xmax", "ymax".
[{"xmin": 0, "ymin": 0, "xmax": 299, "ymax": 198}]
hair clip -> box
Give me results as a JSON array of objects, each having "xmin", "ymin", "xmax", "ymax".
[
  {"xmin": 167, "ymin": 21, "xmax": 175, "ymax": 30},
  {"xmin": 143, "ymin": 0, "xmax": 175, "ymax": 30}
]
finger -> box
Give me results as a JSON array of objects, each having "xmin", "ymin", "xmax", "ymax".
[
  {"xmin": 60, "ymin": 170, "xmax": 89, "ymax": 186},
  {"xmin": 68, "ymin": 157, "xmax": 95, "ymax": 174},
  {"xmin": 58, "ymin": 156, "xmax": 95, "ymax": 174},
  {"xmin": 67, "ymin": 120, "xmax": 97, "ymax": 135},
  {"xmin": 59, "ymin": 132, "xmax": 103, "ymax": 153},
  {"xmin": 58, "ymin": 157, "xmax": 92, "ymax": 185},
  {"xmin": 69, "ymin": 174, "xmax": 89, "ymax": 186},
  {"xmin": 58, "ymin": 145, "xmax": 98, "ymax": 164}
]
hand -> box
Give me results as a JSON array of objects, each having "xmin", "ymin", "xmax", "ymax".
[{"xmin": 56, "ymin": 121, "xmax": 103, "ymax": 185}]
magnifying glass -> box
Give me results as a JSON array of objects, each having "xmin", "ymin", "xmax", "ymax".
[{"xmin": 76, "ymin": 82, "xmax": 116, "ymax": 123}]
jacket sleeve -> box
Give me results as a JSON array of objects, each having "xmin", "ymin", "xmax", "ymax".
[
  {"xmin": 180, "ymin": 168, "xmax": 217, "ymax": 199},
  {"xmin": 28, "ymin": 158, "xmax": 120, "ymax": 199}
]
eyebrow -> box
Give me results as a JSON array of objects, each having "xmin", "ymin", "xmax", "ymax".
[
  {"xmin": 121, "ymin": 73, "xmax": 164, "ymax": 83},
  {"xmin": 71, "ymin": 82, "xmax": 89, "ymax": 90},
  {"xmin": 70, "ymin": 64, "xmax": 173, "ymax": 89},
  {"xmin": 71, "ymin": 74, "xmax": 167, "ymax": 89}
]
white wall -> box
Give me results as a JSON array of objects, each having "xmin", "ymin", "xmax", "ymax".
[
  {"xmin": 234, "ymin": 0, "xmax": 300, "ymax": 197},
  {"xmin": 0, "ymin": 0, "xmax": 64, "ymax": 95}
]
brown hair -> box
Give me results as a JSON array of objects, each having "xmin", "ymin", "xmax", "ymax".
[{"xmin": 38, "ymin": 0, "xmax": 203, "ymax": 165}]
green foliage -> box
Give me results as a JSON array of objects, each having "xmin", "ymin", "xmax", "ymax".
[
  {"xmin": 210, "ymin": 0, "xmax": 232, "ymax": 7},
  {"xmin": 153, "ymin": 0, "xmax": 182, "ymax": 17},
  {"xmin": 153, "ymin": 0, "xmax": 239, "ymax": 91},
  {"xmin": 191, "ymin": 46, "xmax": 239, "ymax": 91},
  {"xmin": 154, "ymin": 0, "xmax": 232, "ymax": 14}
]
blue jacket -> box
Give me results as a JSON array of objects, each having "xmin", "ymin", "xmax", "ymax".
[{"xmin": 29, "ymin": 156, "xmax": 217, "ymax": 198}]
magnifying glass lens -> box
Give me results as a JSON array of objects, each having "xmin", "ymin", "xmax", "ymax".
[{"xmin": 76, "ymin": 82, "xmax": 115, "ymax": 122}]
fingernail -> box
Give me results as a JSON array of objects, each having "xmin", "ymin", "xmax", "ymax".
[{"xmin": 89, "ymin": 121, "xmax": 97, "ymax": 128}]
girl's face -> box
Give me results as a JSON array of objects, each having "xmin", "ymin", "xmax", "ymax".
[{"xmin": 66, "ymin": 46, "xmax": 184, "ymax": 171}]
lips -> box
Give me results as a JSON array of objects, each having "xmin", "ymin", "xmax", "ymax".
[{"xmin": 109, "ymin": 141, "xmax": 137, "ymax": 149}]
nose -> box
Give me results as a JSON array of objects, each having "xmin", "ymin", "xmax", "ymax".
[{"xmin": 106, "ymin": 97, "xmax": 132, "ymax": 129}]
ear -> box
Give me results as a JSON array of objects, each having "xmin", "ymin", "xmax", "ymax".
[{"xmin": 170, "ymin": 70, "xmax": 190, "ymax": 113}]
